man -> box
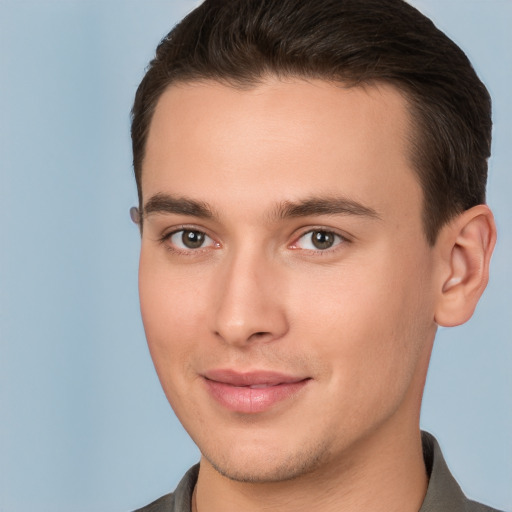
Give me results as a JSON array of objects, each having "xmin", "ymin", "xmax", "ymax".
[{"xmin": 130, "ymin": 0, "xmax": 500, "ymax": 511}]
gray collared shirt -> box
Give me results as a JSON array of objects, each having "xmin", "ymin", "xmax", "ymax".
[{"xmin": 134, "ymin": 432, "xmax": 502, "ymax": 512}]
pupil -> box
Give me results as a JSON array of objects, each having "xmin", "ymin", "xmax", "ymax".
[
  {"xmin": 312, "ymin": 231, "xmax": 334, "ymax": 250},
  {"xmin": 182, "ymin": 230, "xmax": 205, "ymax": 249}
]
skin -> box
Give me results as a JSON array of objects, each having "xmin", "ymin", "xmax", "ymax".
[{"xmin": 138, "ymin": 78, "xmax": 495, "ymax": 512}]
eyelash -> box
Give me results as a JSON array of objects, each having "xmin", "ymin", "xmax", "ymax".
[
  {"xmin": 291, "ymin": 228, "xmax": 349, "ymax": 254},
  {"xmin": 158, "ymin": 226, "xmax": 350, "ymax": 256},
  {"xmin": 158, "ymin": 226, "xmax": 219, "ymax": 256}
]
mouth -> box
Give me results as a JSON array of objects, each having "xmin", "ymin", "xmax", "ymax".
[{"xmin": 202, "ymin": 369, "xmax": 311, "ymax": 414}]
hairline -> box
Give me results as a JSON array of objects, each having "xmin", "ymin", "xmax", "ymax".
[{"xmin": 136, "ymin": 73, "xmax": 437, "ymax": 244}]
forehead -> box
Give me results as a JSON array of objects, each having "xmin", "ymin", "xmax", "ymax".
[{"xmin": 142, "ymin": 78, "xmax": 422, "ymax": 224}]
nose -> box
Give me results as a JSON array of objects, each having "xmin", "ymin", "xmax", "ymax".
[{"xmin": 211, "ymin": 250, "xmax": 289, "ymax": 347}]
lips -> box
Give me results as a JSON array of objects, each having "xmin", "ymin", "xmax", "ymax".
[{"xmin": 202, "ymin": 369, "xmax": 310, "ymax": 413}]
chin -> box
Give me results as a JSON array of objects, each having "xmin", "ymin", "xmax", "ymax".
[{"xmin": 200, "ymin": 437, "xmax": 331, "ymax": 483}]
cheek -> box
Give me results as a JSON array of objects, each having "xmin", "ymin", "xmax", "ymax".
[
  {"xmin": 139, "ymin": 246, "xmax": 209, "ymax": 330},
  {"xmin": 138, "ymin": 250, "xmax": 208, "ymax": 383},
  {"xmin": 289, "ymin": 247, "xmax": 435, "ymax": 392}
]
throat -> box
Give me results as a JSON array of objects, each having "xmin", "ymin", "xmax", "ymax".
[{"xmin": 193, "ymin": 428, "xmax": 428, "ymax": 512}]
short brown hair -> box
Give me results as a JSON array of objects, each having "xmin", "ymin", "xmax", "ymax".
[{"xmin": 131, "ymin": 0, "xmax": 492, "ymax": 244}]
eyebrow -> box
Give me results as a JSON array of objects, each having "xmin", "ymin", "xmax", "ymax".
[
  {"xmin": 271, "ymin": 196, "xmax": 381, "ymax": 220},
  {"xmin": 143, "ymin": 193, "xmax": 215, "ymax": 219},
  {"xmin": 143, "ymin": 193, "xmax": 380, "ymax": 222}
]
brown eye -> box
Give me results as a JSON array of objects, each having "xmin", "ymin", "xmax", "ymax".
[
  {"xmin": 294, "ymin": 230, "xmax": 344, "ymax": 251},
  {"xmin": 181, "ymin": 230, "xmax": 205, "ymax": 249},
  {"xmin": 167, "ymin": 229, "xmax": 215, "ymax": 251},
  {"xmin": 311, "ymin": 231, "xmax": 336, "ymax": 249}
]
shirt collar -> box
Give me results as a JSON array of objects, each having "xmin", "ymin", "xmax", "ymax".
[
  {"xmin": 419, "ymin": 431, "xmax": 468, "ymax": 512},
  {"xmin": 171, "ymin": 432, "xmax": 471, "ymax": 512}
]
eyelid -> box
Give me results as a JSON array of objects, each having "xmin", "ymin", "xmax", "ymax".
[
  {"xmin": 156, "ymin": 224, "xmax": 350, "ymax": 255},
  {"xmin": 159, "ymin": 225, "xmax": 220, "ymax": 254},
  {"xmin": 289, "ymin": 227, "xmax": 350, "ymax": 251}
]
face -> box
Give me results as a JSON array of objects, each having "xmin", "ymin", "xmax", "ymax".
[{"xmin": 139, "ymin": 78, "xmax": 439, "ymax": 482}]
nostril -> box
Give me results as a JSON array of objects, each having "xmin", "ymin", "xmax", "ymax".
[{"xmin": 249, "ymin": 331, "xmax": 271, "ymax": 341}]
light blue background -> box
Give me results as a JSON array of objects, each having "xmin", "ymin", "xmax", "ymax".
[{"xmin": 1, "ymin": 1, "xmax": 510, "ymax": 511}]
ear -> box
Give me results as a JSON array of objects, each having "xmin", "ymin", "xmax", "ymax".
[
  {"xmin": 130, "ymin": 206, "xmax": 143, "ymax": 235},
  {"xmin": 434, "ymin": 205, "xmax": 496, "ymax": 327}
]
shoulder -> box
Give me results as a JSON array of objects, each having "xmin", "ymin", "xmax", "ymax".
[
  {"xmin": 420, "ymin": 432, "xmax": 505, "ymax": 512},
  {"xmin": 133, "ymin": 493, "xmax": 174, "ymax": 512},
  {"xmin": 132, "ymin": 464, "xmax": 199, "ymax": 512},
  {"xmin": 465, "ymin": 499, "xmax": 504, "ymax": 512}
]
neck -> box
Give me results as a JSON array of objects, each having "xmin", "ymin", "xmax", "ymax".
[{"xmin": 194, "ymin": 423, "xmax": 428, "ymax": 512}]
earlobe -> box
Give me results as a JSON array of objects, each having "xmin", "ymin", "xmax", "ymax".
[{"xmin": 434, "ymin": 205, "xmax": 496, "ymax": 327}]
